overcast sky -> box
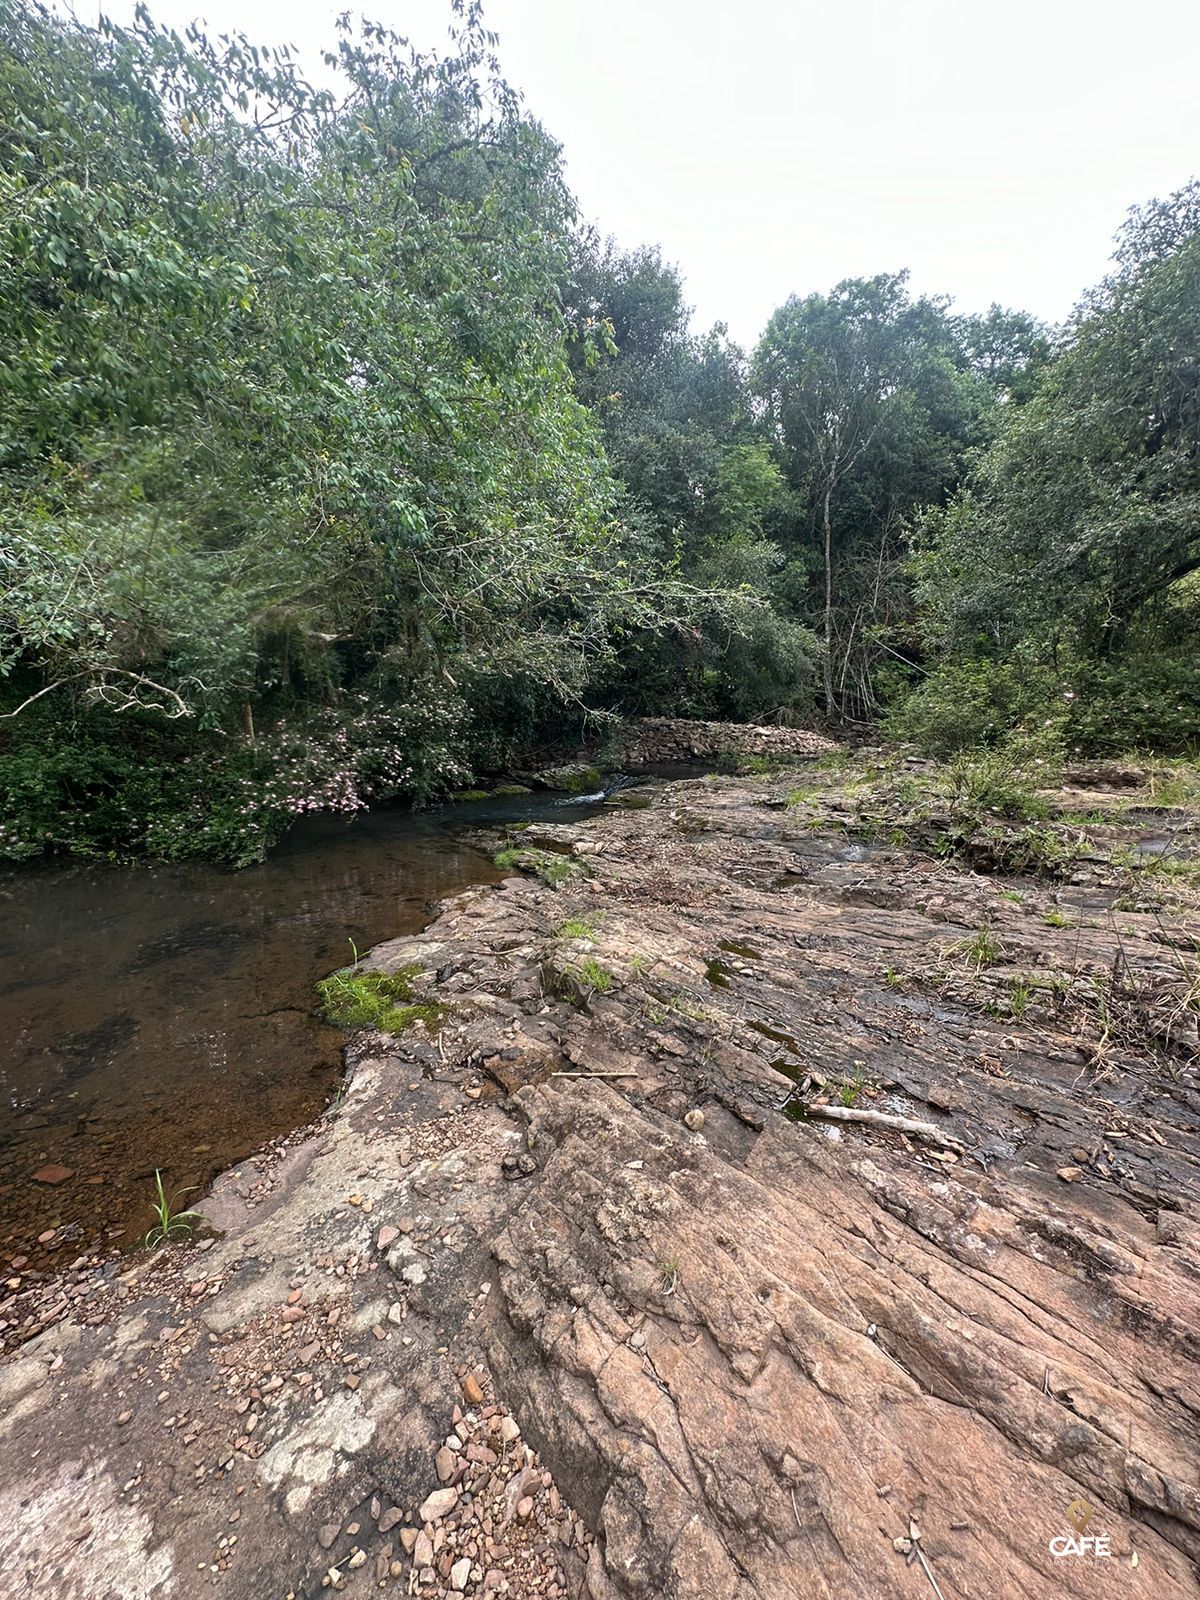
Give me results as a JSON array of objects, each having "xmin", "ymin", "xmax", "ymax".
[{"xmin": 79, "ymin": 0, "xmax": 1200, "ymax": 348}]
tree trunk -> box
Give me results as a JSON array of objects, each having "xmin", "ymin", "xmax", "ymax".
[{"xmin": 822, "ymin": 482, "xmax": 836, "ymax": 718}]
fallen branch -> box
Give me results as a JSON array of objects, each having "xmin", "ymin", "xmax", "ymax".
[
  {"xmin": 553, "ymin": 1069, "xmax": 639, "ymax": 1079},
  {"xmin": 800, "ymin": 1103, "xmax": 964, "ymax": 1150}
]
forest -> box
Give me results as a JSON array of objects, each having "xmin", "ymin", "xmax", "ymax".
[{"xmin": 2, "ymin": 1, "xmax": 1198, "ymax": 865}]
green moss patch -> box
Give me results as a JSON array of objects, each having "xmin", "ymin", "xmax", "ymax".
[
  {"xmin": 494, "ymin": 845, "xmax": 582, "ymax": 887},
  {"xmin": 316, "ymin": 964, "xmax": 445, "ymax": 1033}
]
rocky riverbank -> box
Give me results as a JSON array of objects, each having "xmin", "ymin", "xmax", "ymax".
[{"xmin": 2, "ymin": 751, "xmax": 1198, "ymax": 1598}]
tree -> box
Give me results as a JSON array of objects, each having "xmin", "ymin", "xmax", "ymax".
[
  {"xmin": 902, "ymin": 180, "xmax": 1200, "ymax": 753},
  {"xmin": 754, "ymin": 274, "xmax": 986, "ymax": 716},
  {"xmin": 911, "ymin": 181, "xmax": 1200, "ymax": 658},
  {"xmin": 566, "ymin": 237, "xmax": 817, "ymax": 720}
]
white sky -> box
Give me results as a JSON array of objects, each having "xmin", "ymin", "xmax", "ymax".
[{"xmin": 74, "ymin": 0, "xmax": 1200, "ymax": 348}]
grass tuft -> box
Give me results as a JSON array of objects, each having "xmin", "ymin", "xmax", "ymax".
[{"xmin": 317, "ymin": 964, "xmax": 445, "ymax": 1033}]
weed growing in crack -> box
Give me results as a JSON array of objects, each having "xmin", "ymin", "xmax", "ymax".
[{"xmin": 145, "ymin": 1169, "xmax": 201, "ymax": 1249}]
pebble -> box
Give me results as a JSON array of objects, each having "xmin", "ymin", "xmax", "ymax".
[
  {"xmin": 418, "ymin": 1487, "xmax": 458, "ymax": 1522},
  {"xmin": 377, "ymin": 1225, "xmax": 399, "ymax": 1250},
  {"xmin": 435, "ymin": 1446, "xmax": 456, "ymax": 1482},
  {"xmin": 378, "ymin": 1508, "xmax": 403, "ymax": 1534},
  {"xmin": 462, "ymin": 1373, "xmax": 485, "ymax": 1406},
  {"xmin": 450, "ymin": 1556, "xmax": 471, "ymax": 1590}
]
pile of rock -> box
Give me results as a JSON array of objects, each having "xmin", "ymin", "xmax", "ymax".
[
  {"xmin": 347, "ymin": 1374, "xmax": 589, "ymax": 1596},
  {"xmin": 620, "ymin": 715, "xmax": 834, "ymax": 766}
]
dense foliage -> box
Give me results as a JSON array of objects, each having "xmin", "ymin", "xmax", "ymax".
[
  {"xmin": 0, "ymin": 2, "xmax": 737, "ymax": 861},
  {"xmin": 1, "ymin": 1, "xmax": 1196, "ymax": 866},
  {"xmin": 898, "ymin": 181, "xmax": 1200, "ymax": 755}
]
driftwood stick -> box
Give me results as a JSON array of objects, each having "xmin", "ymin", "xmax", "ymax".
[
  {"xmin": 553, "ymin": 1069, "xmax": 639, "ymax": 1079},
  {"xmin": 802, "ymin": 1102, "xmax": 964, "ymax": 1149}
]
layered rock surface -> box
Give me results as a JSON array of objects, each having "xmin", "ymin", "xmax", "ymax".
[
  {"xmin": 1, "ymin": 760, "xmax": 1197, "ymax": 1599},
  {"xmin": 618, "ymin": 715, "xmax": 835, "ymax": 765}
]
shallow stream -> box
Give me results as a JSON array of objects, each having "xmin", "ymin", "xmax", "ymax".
[{"xmin": 0, "ymin": 787, "xmax": 619, "ymax": 1269}]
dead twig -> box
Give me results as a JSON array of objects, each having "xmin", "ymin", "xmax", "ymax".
[
  {"xmin": 801, "ymin": 1102, "xmax": 965, "ymax": 1150},
  {"xmin": 914, "ymin": 1541, "xmax": 947, "ymax": 1600},
  {"xmin": 552, "ymin": 1069, "xmax": 639, "ymax": 1079}
]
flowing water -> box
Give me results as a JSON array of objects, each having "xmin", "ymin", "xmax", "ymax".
[{"xmin": 0, "ymin": 788, "xmax": 617, "ymax": 1271}]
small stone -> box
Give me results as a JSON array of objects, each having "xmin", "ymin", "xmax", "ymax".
[
  {"xmin": 37, "ymin": 1229, "xmax": 56, "ymax": 1244},
  {"xmin": 516, "ymin": 1496, "xmax": 534, "ymax": 1520},
  {"xmin": 418, "ymin": 1487, "xmax": 458, "ymax": 1522},
  {"xmin": 387, "ymin": 1303, "xmax": 404, "ymax": 1325},
  {"xmin": 683, "ymin": 1108, "xmax": 705, "ymax": 1131},
  {"xmin": 318, "ymin": 1525, "xmax": 340, "ymax": 1550},
  {"xmin": 397, "ymin": 1215, "xmax": 415, "ymax": 1234},
  {"xmin": 435, "ymin": 1446, "xmax": 456, "ymax": 1482},
  {"xmin": 378, "ymin": 1508, "xmax": 402, "ymax": 1534},
  {"xmin": 32, "ymin": 1164, "xmax": 74, "ymax": 1185},
  {"xmin": 450, "ymin": 1557, "xmax": 471, "ymax": 1590},
  {"xmin": 461, "ymin": 1373, "xmax": 485, "ymax": 1406},
  {"xmin": 498, "ymin": 1417, "xmax": 520, "ymax": 1443},
  {"xmin": 116, "ymin": 1410, "xmax": 133, "ymax": 1427},
  {"xmin": 414, "ymin": 1531, "xmax": 434, "ymax": 1567},
  {"xmin": 1057, "ymin": 1166, "xmax": 1083, "ymax": 1182},
  {"xmin": 281, "ymin": 1306, "xmax": 304, "ymax": 1324},
  {"xmin": 377, "ymin": 1225, "xmax": 399, "ymax": 1250},
  {"xmin": 344, "ymin": 1374, "xmax": 359, "ymax": 1391},
  {"xmin": 399, "ymin": 1528, "xmax": 418, "ymax": 1554}
]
